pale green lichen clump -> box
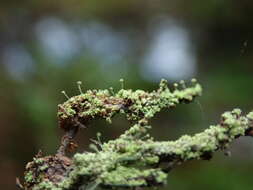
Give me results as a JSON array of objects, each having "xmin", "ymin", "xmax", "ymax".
[
  {"xmin": 28, "ymin": 109, "xmax": 253, "ymax": 190},
  {"xmin": 23, "ymin": 79, "xmax": 253, "ymax": 190},
  {"xmin": 57, "ymin": 79, "xmax": 202, "ymax": 130}
]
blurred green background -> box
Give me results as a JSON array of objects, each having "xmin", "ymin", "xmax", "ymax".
[{"xmin": 1, "ymin": 1, "xmax": 253, "ymax": 189}]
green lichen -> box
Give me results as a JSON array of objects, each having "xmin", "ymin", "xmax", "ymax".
[
  {"xmin": 52, "ymin": 110, "xmax": 253, "ymax": 189},
  {"xmin": 23, "ymin": 79, "xmax": 253, "ymax": 190},
  {"xmin": 39, "ymin": 164, "xmax": 48, "ymax": 171},
  {"xmin": 247, "ymin": 111, "xmax": 253, "ymax": 120},
  {"xmin": 33, "ymin": 158, "xmax": 44, "ymax": 165},
  {"xmin": 33, "ymin": 181, "xmax": 61, "ymax": 190},
  {"xmin": 57, "ymin": 79, "xmax": 202, "ymax": 130},
  {"xmin": 24, "ymin": 171, "xmax": 34, "ymax": 184},
  {"xmin": 100, "ymin": 166, "xmax": 167, "ymax": 187}
]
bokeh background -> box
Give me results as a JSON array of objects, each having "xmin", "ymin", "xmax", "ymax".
[{"xmin": 1, "ymin": 1, "xmax": 253, "ymax": 189}]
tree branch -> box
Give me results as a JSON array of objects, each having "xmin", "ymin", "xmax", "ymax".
[{"xmin": 22, "ymin": 79, "xmax": 253, "ymax": 190}]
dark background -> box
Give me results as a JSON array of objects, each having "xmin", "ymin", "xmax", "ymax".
[{"xmin": 1, "ymin": 1, "xmax": 253, "ymax": 189}]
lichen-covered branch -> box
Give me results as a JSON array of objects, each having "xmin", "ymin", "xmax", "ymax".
[
  {"xmin": 21, "ymin": 80, "xmax": 253, "ymax": 190},
  {"xmin": 57, "ymin": 79, "xmax": 202, "ymax": 130}
]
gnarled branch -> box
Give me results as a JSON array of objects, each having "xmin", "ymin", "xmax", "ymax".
[{"xmin": 21, "ymin": 79, "xmax": 253, "ymax": 190}]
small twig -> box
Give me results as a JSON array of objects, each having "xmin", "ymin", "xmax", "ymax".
[{"xmin": 57, "ymin": 126, "xmax": 79, "ymax": 156}]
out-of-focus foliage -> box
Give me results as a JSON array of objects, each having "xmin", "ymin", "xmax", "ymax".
[{"xmin": 0, "ymin": 0, "xmax": 253, "ymax": 189}]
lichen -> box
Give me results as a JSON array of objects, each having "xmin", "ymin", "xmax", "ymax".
[
  {"xmin": 45, "ymin": 109, "xmax": 253, "ymax": 189},
  {"xmin": 33, "ymin": 181, "xmax": 60, "ymax": 190},
  {"xmin": 57, "ymin": 79, "xmax": 201, "ymax": 130},
  {"xmin": 100, "ymin": 166, "xmax": 167, "ymax": 187},
  {"xmin": 24, "ymin": 171, "xmax": 34, "ymax": 184},
  {"xmin": 22, "ymin": 79, "xmax": 253, "ymax": 190}
]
